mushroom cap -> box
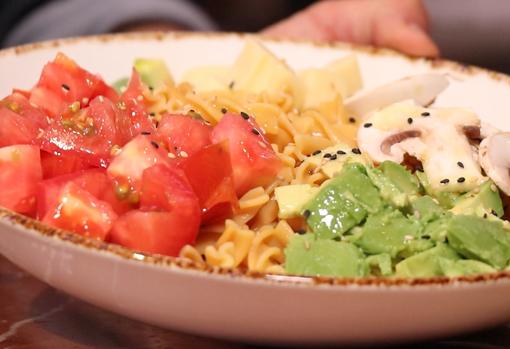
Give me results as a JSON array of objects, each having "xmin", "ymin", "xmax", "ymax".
[
  {"xmin": 479, "ymin": 132, "xmax": 510, "ymax": 195},
  {"xmin": 345, "ymin": 74, "xmax": 449, "ymax": 121},
  {"xmin": 358, "ymin": 101, "xmax": 485, "ymax": 193}
]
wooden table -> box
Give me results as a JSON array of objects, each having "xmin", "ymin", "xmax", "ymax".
[{"xmin": 1, "ymin": 256, "xmax": 510, "ymax": 349}]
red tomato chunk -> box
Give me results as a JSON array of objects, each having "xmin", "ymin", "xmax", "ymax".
[
  {"xmin": 42, "ymin": 182, "xmax": 117, "ymax": 240},
  {"xmin": 211, "ymin": 113, "xmax": 282, "ymax": 196},
  {"xmin": 0, "ymin": 145, "xmax": 42, "ymax": 215},
  {"xmin": 0, "ymin": 54, "xmax": 284, "ymax": 258},
  {"xmin": 109, "ymin": 210, "xmax": 198, "ymax": 257}
]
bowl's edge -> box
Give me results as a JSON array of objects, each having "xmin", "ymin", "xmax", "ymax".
[{"xmin": 2, "ymin": 31, "xmax": 510, "ymax": 289}]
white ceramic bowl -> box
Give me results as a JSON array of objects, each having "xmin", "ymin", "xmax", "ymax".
[{"xmin": 1, "ymin": 32, "xmax": 510, "ymax": 346}]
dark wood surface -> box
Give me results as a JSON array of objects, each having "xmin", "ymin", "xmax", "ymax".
[{"xmin": 1, "ymin": 255, "xmax": 510, "ymax": 349}]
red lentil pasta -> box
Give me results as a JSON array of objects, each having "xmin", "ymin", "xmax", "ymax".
[{"xmin": 142, "ymin": 72, "xmax": 360, "ymax": 272}]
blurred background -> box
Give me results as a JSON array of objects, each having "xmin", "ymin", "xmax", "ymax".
[{"xmin": 0, "ymin": 0, "xmax": 508, "ymax": 73}]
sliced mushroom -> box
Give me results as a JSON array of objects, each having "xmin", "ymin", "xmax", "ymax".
[
  {"xmin": 358, "ymin": 101, "xmax": 486, "ymax": 193},
  {"xmin": 345, "ymin": 74, "xmax": 449, "ymax": 121},
  {"xmin": 479, "ymin": 132, "xmax": 510, "ymax": 195}
]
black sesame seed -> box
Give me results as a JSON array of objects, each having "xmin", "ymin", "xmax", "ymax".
[
  {"xmin": 440, "ymin": 178, "xmax": 450, "ymax": 184},
  {"xmin": 330, "ymin": 154, "xmax": 337, "ymax": 160},
  {"xmin": 61, "ymin": 83, "xmax": 70, "ymax": 91},
  {"xmin": 352, "ymin": 148, "xmax": 361, "ymax": 154},
  {"xmin": 457, "ymin": 177, "xmax": 466, "ymax": 183},
  {"xmin": 337, "ymin": 150, "xmax": 346, "ymax": 155},
  {"xmin": 312, "ymin": 150, "xmax": 322, "ymax": 156},
  {"xmin": 251, "ymin": 128, "xmax": 260, "ymax": 136},
  {"xmin": 323, "ymin": 153, "xmax": 332, "ymax": 158},
  {"xmin": 150, "ymin": 141, "xmax": 159, "ymax": 149},
  {"xmin": 421, "ymin": 112, "xmax": 430, "ymax": 117},
  {"xmin": 348, "ymin": 117, "xmax": 356, "ymax": 124},
  {"xmin": 363, "ymin": 123, "xmax": 372, "ymax": 128},
  {"xmin": 228, "ymin": 81, "xmax": 235, "ymax": 89},
  {"xmin": 221, "ymin": 108, "xmax": 227, "ymax": 114},
  {"xmin": 422, "ymin": 235, "xmax": 431, "ymax": 240},
  {"xmin": 491, "ymin": 209, "xmax": 498, "ymax": 216},
  {"xmin": 141, "ymin": 131, "xmax": 151, "ymax": 135},
  {"xmin": 483, "ymin": 213, "xmax": 488, "ymax": 219},
  {"xmin": 149, "ymin": 112, "xmax": 156, "ymax": 117},
  {"xmin": 240, "ymin": 111, "xmax": 250, "ymax": 120},
  {"xmin": 296, "ymin": 229, "xmax": 306, "ymax": 235},
  {"xmin": 457, "ymin": 161, "xmax": 464, "ymax": 168},
  {"xmin": 407, "ymin": 117, "xmax": 413, "ymax": 124},
  {"xmin": 303, "ymin": 209, "xmax": 311, "ymax": 218}
]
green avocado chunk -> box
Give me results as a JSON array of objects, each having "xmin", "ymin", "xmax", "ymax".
[
  {"xmin": 422, "ymin": 215, "xmax": 451, "ymax": 243},
  {"xmin": 451, "ymin": 180, "xmax": 504, "ymax": 218},
  {"xmin": 416, "ymin": 171, "xmax": 459, "ymax": 209},
  {"xmin": 411, "ymin": 196, "xmax": 445, "ymax": 223},
  {"xmin": 446, "ymin": 215, "xmax": 510, "ymax": 269},
  {"xmin": 395, "ymin": 243, "xmax": 459, "ymax": 278},
  {"xmin": 354, "ymin": 208, "xmax": 422, "ymax": 257},
  {"xmin": 304, "ymin": 164, "xmax": 382, "ymax": 239},
  {"xmin": 112, "ymin": 77, "xmax": 129, "ymax": 94},
  {"xmin": 134, "ymin": 58, "xmax": 173, "ymax": 89},
  {"xmin": 366, "ymin": 161, "xmax": 420, "ymax": 208},
  {"xmin": 439, "ymin": 259, "xmax": 497, "ymax": 277},
  {"xmin": 365, "ymin": 253, "xmax": 393, "ymax": 276},
  {"xmin": 284, "ymin": 234, "xmax": 367, "ymax": 277},
  {"xmin": 379, "ymin": 161, "xmax": 421, "ymax": 196}
]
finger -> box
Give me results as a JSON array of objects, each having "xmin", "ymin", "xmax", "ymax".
[
  {"xmin": 262, "ymin": 10, "xmax": 333, "ymax": 42},
  {"xmin": 373, "ymin": 17, "xmax": 440, "ymax": 57}
]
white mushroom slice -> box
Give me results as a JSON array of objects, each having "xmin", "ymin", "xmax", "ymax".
[
  {"xmin": 345, "ymin": 74, "xmax": 449, "ymax": 121},
  {"xmin": 479, "ymin": 132, "xmax": 510, "ymax": 195},
  {"xmin": 358, "ymin": 101, "xmax": 486, "ymax": 193}
]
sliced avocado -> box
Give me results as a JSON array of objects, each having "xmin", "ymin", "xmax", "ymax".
[
  {"xmin": 446, "ymin": 215, "xmax": 510, "ymax": 269},
  {"xmin": 306, "ymin": 144, "xmax": 368, "ymax": 179},
  {"xmin": 422, "ymin": 214, "xmax": 451, "ymax": 242},
  {"xmin": 274, "ymin": 184, "xmax": 319, "ymax": 219},
  {"xmin": 395, "ymin": 243, "xmax": 459, "ymax": 278},
  {"xmin": 398, "ymin": 238, "xmax": 435, "ymax": 259},
  {"xmin": 411, "ymin": 196, "xmax": 445, "ymax": 223},
  {"xmin": 354, "ymin": 208, "xmax": 422, "ymax": 257},
  {"xmin": 284, "ymin": 234, "xmax": 367, "ymax": 277},
  {"xmin": 439, "ymin": 259, "xmax": 496, "ymax": 277},
  {"xmin": 366, "ymin": 161, "xmax": 420, "ymax": 208},
  {"xmin": 365, "ymin": 253, "xmax": 393, "ymax": 276},
  {"xmin": 379, "ymin": 161, "xmax": 421, "ymax": 196},
  {"xmin": 134, "ymin": 58, "xmax": 174, "ymax": 89},
  {"xmin": 304, "ymin": 164, "xmax": 382, "ymax": 239},
  {"xmin": 416, "ymin": 171, "xmax": 459, "ymax": 209},
  {"xmin": 366, "ymin": 167, "xmax": 407, "ymax": 207},
  {"xmin": 112, "ymin": 77, "xmax": 129, "ymax": 94},
  {"xmin": 451, "ymin": 180, "xmax": 503, "ymax": 218}
]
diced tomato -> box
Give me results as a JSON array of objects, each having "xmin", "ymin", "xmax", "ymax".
[
  {"xmin": 0, "ymin": 93, "xmax": 49, "ymax": 147},
  {"xmin": 0, "ymin": 145, "xmax": 42, "ymax": 215},
  {"xmin": 42, "ymin": 182, "xmax": 117, "ymax": 240},
  {"xmin": 107, "ymin": 135, "xmax": 169, "ymax": 194},
  {"xmin": 41, "ymin": 95, "xmax": 129, "ymax": 167},
  {"xmin": 156, "ymin": 114, "xmax": 211, "ymax": 157},
  {"xmin": 37, "ymin": 169, "xmax": 132, "ymax": 219},
  {"xmin": 119, "ymin": 69, "xmax": 154, "ymax": 135},
  {"xmin": 109, "ymin": 210, "xmax": 198, "ymax": 256},
  {"xmin": 30, "ymin": 53, "xmax": 118, "ymax": 118},
  {"xmin": 141, "ymin": 164, "xmax": 200, "ymax": 214},
  {"xmin": 181, "ymin": 142, "xmax": 238, "ymax": 223},
  {"xmin": 40, "ymin": 151, "xmax": 91, "ymax": 179},
  {"xmin": 211, "ymin": 113, "xmax": 281, "ymax": 196}
]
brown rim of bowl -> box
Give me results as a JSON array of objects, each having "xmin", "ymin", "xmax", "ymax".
[{"xmin": 1, "ymin": 31, "xmax": 510, "ymax": 288}]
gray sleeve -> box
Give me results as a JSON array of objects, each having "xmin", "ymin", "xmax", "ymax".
[{"xmin": 3, "ymin": 0, "xmax": 217, "ymax": 47}]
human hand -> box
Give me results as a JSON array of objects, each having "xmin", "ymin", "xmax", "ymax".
[{"xmin": 262, "ymin": 0, "xmax": 439, "ymax": 58}]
